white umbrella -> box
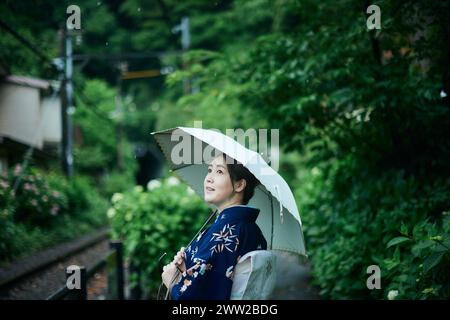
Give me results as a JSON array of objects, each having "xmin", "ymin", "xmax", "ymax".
[{"xmin": 151, "ymin": 126, "xmax": 306, "ymax": 257}]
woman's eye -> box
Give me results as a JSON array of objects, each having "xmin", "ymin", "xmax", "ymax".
[{"xmin": 217, "ymin": 170, "xmax": 223, "ymax": 174}]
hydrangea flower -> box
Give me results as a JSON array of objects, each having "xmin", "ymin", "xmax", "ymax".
[
  {"xmin": 388, "ymin": 290, "xmax": 398, "ymax": 300},
  {"xmin": 167, "ymin": 176, "xmax": 180, "ymax": 186},
  {"xmin": 111, "ymin": 193, "xmax": 124, "ymax": 203},
  {"xmin": 107, "ymin": 208, "xmax": 116, "ymax": 219},
  {"xmin": 147, "ymin": 179, "xmax": 162, "ymax": 191}
]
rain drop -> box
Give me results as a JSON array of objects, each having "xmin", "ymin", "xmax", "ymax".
[
  {"xmin": 106, "ymin": 42, "xmax": 109, "ymax": 46},
  {"xmin": 440, "ymin": 90, "xmax": 447, "ymax": 98}
]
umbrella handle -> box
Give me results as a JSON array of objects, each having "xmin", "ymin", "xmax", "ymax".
[{"xmin": 274, "ymin": 184, "xmax": 284, "ymax": 224}]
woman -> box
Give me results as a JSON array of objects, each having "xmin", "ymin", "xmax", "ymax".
[{"xmin": 161, "ymin": 153, "xmax": 267, "ymax": 300}]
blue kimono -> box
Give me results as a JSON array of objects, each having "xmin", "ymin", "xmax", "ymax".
[{"xmin": 170, "ymin": 205, "xmax": 267, "ymax": 300}]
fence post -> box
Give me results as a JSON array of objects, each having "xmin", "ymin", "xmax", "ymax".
[
  {"xmin": 110, "ymin": 240, "xmax": 124, "ymax": 300},
  {"xmin": 128, "ymin": 261, "xmax": 142, "ymax": 300},
  {"xmin": 80, "ymin": 266, "xmax": 87, "ymax": 300}
]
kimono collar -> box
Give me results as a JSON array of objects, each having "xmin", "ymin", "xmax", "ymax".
[{"xmin": 216, "ymin": 205, "xmax": 260, "ymax": 223}]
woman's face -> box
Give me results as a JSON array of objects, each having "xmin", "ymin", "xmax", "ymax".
[{"xmin": 203, "ymin": 155, "xmax": 234, "ymax": 206}]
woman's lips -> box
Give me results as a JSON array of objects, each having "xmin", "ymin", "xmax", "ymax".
[{"xmin": 205, "ymin": 186, "xmax": 215, "ymax": 192}]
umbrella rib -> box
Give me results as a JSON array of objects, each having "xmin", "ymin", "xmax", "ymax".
[
  {"xmin": 269, "ymin": 192, "xmax": 274, "ymax": 250},
  {"xmin": 150, "ymin": 128, "xmax": 177, "ymax": 135}
]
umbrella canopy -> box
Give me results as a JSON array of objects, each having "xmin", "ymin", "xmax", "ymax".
[{"xmin": 151, "ymin": 127, "xmax": 306, "ymax": 257}]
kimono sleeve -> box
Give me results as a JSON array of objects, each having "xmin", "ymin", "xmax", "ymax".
[{"xmin": 170, "ymin": 223, "xmax": 242, "ymax": 300}]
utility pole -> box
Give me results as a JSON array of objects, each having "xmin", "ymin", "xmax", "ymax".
[
  {"xmin": 172, "ymin": 17, "xmax": 191, "ymax": 94},
  {"xmin": 179, "ymin": 17, "xmax": 191, "ymax": 51},
  {"xmin": 116, "ymin": 62, "xmax": 127, "ymax": 171},
  {"xmin": 59, "ymin": 28, "xmax": 74, "ymax": 177}
]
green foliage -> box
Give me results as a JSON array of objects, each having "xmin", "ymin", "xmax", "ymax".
[
  {"xmin": 72, "ymin": 78, "xmax": 138, "ymax": 194},
  {"xmin": 0, "ymin": 171, "xmax": 16, "ymax": 262},
  {"xmin": 161, "ymin": 49, "xmax": 270, "ymax": 131},
  {"xmin": 169, "ymin": 0, "xmax": 450, "ymax": 173},
  {"xmin": 0, "ymin": 1, "xmax": 62, "ymax": 77},
  {"xmin": 73, "ymin": 79, "xmax": 118, "ymax": 173},
  {"xmin": 109, "ymin": 177, "xmax": 208, "ymax": 298},
  {"xmin": 6, "ymin": 164, "xmax": 68, "ymax": 226},
  {"xmin": 296, "ymin": 154, "xmax": 450, "ymax": 299},
  {"xmin": 0, "ymin": 164, "xmax": 108, "ymax": 263},
  {"xmin": 101, "ymin": 169, "xmax": 135, "ymax": 199}
]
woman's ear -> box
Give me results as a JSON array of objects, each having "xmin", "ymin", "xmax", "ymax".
[{"xmin": 234, "ymin": 179, "xmax": 247, "ymax": 193}]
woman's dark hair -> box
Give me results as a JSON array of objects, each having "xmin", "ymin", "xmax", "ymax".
[{"xmin": 223, "ymin": 154, "xmax": 260, "ymax": 205}]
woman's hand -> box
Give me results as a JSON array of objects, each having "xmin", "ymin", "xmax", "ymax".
[
  {"xmin": 172, "ymin": 247, "xmax": 186, "ymax": 273},
  {"xmin": 161, "ymin": 262, "xmax": 178, "ymax": 289},
  {"xmin": 161, "ymin": 247, "xmax": 186, "ymax": 289}
]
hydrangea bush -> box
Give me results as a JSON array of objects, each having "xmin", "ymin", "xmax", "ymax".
[{"xmin": 0, "ymin": 164, "xmax": 108, "ymax": 262}]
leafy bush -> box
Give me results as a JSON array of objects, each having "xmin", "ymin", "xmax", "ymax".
[
  {"xmin": 297, "ymin": 156, "xmax": 450, "ymax": 299},
  {"xmin": 109, "ymin": 176, "xmax": 208, "ymax": 298},
  {"xmin": 0, "ymin": 164, "xmax": 109, "ymax": 263},
  {"xmin": 7, "ymin": 165, "xmax": 68, "ymax": 226},
  {"xmin": 101, "ymin": 169, "xmax": 135, "ymax": 199},
  {"xmin": 0, "ymin": 171, "xmax": 16, "ymax": 262},
  {"xmin": 49, "ymin": 174, "xmax": 92, "ymax": 217}
]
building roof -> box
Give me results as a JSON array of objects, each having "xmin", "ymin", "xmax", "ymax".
[{"xmin": 3, "ymin": 75, "xmax": 50, "ymax": 90}]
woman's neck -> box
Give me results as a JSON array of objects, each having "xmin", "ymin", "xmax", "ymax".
[{"xmin": 217, "ymin": 200, "xmax": 244, "ymax": 213}]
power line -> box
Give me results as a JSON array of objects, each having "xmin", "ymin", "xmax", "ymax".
[
  {"xmin": 72, "ymin": 85, "xmax": 114, "ymax": 124},
  {"xmin": 0, "ymin": 19, "xmax": 57, "ymax": 70}
]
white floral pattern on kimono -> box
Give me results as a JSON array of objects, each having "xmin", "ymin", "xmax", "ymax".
[{"xmin": 170, "ymin": 205, "xmax": 267, "ymax": 300}]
